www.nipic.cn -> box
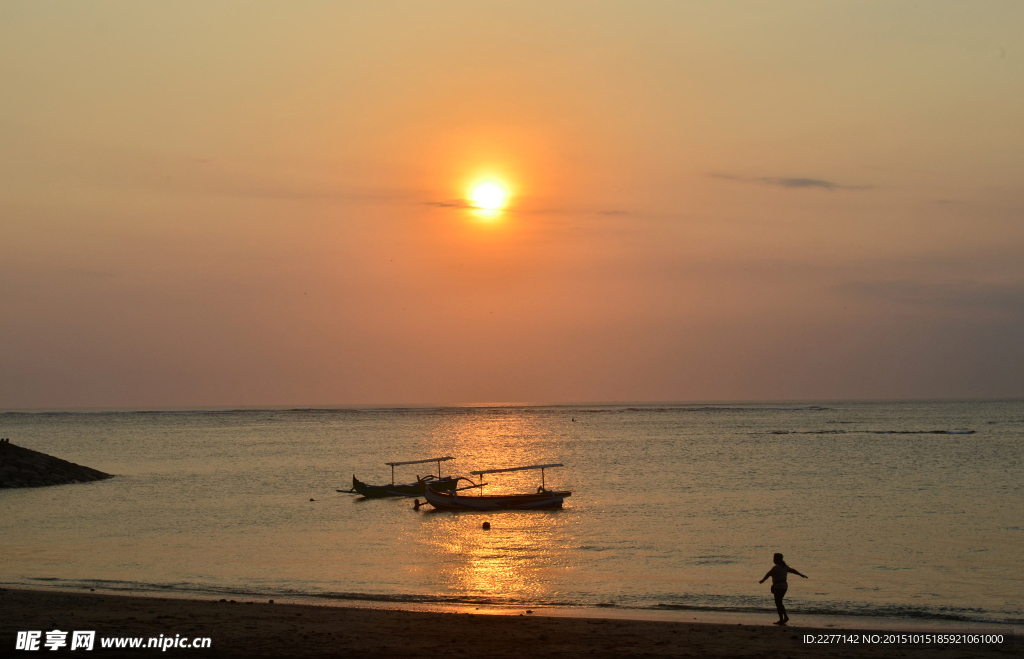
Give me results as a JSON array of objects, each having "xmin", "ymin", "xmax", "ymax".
[{"xmin": 15, "ymin": 630, "xmax": 213, "ymax": 651}]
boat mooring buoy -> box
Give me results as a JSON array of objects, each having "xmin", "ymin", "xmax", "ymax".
[{"xmin": 482, "ymin": 522, "xmax": 490, "ymax": 530}]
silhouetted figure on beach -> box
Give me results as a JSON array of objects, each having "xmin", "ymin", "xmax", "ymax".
[{"xmin": 759, "ymin": 552, "xmax": 807, "ymax": 625}]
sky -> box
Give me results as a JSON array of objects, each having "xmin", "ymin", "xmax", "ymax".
[{"xmin": 1, "ymin": 1, "xmax": 1023, "ymax": 409}]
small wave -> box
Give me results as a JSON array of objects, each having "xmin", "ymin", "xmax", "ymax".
[
  {"xmin": 872, "ymin": 566, "xmax": 914, "ymax": 571},
  {"xmin": 7, "ymin": 578, "xmax": 571, "ymax": 609},
  {"xmin": 686, "ymin": 405, "xmax": 831, "ymax": 412},
  {"xmin": 582, "ymin": 405, "xmax": 833, "ymax": 415},
  {"xmin": 770, "ymin": 430, "xmax": 846, "ymax": 435},
  {"xmin": 767, "ymin": 429, "xmax": 974, "ymax": 435},
  {"xmin": 865, "ymin": 430, "xmax": 975, "ymax": 435},
  {"xmin": 691, "ymin": 557, "xmax": 739, "ymax": 565},
  {"xmin": 654, "ymin": 601, "xmax": 1020, "ymax": 624}
]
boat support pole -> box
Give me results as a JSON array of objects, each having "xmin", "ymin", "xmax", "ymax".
[
  {"xmin": 391, "ymin": 464, "xmax": 395, "ymax": 486},
  {"xmin": 541, "ymin": 468, "xmax": 546, "ymax": 490}
]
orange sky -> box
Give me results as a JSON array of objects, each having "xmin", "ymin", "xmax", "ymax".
[{"xmin": 2, "ymin": 2, "xmax": 1023, "ymax": 408}]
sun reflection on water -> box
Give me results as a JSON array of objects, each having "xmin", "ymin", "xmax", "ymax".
[
  {"xmin": 419, "ymin": 511, "xmax": 570, "ymax": 604},
  {"xmin": 405, "ymin": 410, "xmax": 578, "ymax": 604},
  {"xmin": 423, "ymin": 410, "xmax": 571, "ymax": 494}
]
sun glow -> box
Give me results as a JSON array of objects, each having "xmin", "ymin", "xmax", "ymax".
[{"xmin": 468, "ymin": 181, "xmax": 509, "ymax": 214}]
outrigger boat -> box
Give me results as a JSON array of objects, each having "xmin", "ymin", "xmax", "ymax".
[
  {"xmin": 348, "ymin": 456, "xmax": 459, "ymax": 498},
  {"xmin": 420, "ymin": 463, "xmax": 570, "ymax": 511}
]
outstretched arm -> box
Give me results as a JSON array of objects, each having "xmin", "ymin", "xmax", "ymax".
[
  {"xmin": 788, "ymin": 566, "xmax": 809, "ymax": 579},
  {"xmin": 759, "ymin": 569, "xmax": 773, "ymax": 584}
]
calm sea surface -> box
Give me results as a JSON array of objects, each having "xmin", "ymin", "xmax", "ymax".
[{"xmin": 1, "ymin": 401, "xmax": 1021, "ymax": 624}]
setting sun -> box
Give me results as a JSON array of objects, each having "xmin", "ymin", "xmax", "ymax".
[{"xmin": 468, "ymin": 181, "xmax": 509, "ymax": 212}]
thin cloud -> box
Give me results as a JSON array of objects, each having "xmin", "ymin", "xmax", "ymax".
[
  {"xmin": 425, "ymin": 200, "xmax": 475, "ymax": 209},
  {"xmin": 838, "ymin": 279, "xmax": 1024, "ymax": 314},
  {"xmin": 711, "ymin": 173, "xmax": 872, "ymax": 191},
  {"xmin": 761, "ymin": 177, "xmax": 838, "ymax": 190},
  {"xmin": 425, "ymin": 201, "xmax": 634, "ymax": 217},
  {"xmin": 69, "ymin": 143, "xmax": 399, "ymax": 202}
]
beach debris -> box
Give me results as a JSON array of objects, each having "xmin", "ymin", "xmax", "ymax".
[
  {"xmin": 526, "ymin": 610, "xmax": 533, "ymax": 614},
  {"xmin": 309, "ymin": 498, "xmax": 315, "ymax": 501},
  {"xmin": 269, "ymin": 600, "xmax": 274, "ymax": 604},
  {"xmin": 0, "ymin": 441, "xmax": 113, "ymax": 489},
  {"xmin": 482, "ymin": 522, "xmax": 491, "ymax": 530}
]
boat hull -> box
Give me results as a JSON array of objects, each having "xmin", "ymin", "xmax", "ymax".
[
  {"xmin": 422, "ymin": 482, "xmax": 570, "ymax": 510},
  {"xmin": 352, "ymin": 475, "xmax": 458, "ymax": 498}
]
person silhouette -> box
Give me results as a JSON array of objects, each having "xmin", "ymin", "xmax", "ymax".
[{"xmin": 759, "ymin": 552, "xmax": 808, "ymax": 625}]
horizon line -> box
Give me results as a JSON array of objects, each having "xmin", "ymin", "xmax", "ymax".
[{"xmin": 2, "ymin": 397, "xmax": 1021, "ymax": 415}]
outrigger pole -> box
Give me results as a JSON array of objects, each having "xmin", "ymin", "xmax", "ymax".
[
  {"xmin": 385, "ymin": 456, "xmax": 455, "ymax": 484},
  {"xmin": 470, "ymin": 463, "xmax": 564, "ymax": 490}
]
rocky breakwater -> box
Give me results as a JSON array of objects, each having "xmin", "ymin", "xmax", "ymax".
[{"xmin": 0, "ymin": 441, "xmax": 113, "ymax": 488}]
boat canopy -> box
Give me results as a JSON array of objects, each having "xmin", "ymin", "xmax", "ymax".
[
  {"xmin": 382, "ymin": 456, "xmax": 455, "ymax": 483},
  {"xmin": 470, "ymin": 463, "xmax": 563, "ymax": 476},
  {"xmin": 386, "ymin": 456, "xmax": 455, "ymax": 467}
]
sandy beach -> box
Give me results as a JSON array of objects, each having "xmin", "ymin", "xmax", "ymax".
[{"xmin": 1, "ymin": 588, "xmax": 1013, "ymax": 658}]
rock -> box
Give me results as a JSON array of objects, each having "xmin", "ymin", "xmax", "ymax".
[{"xmin": 0, "ymin": 442, "xmax": 113, "ymax": 489}]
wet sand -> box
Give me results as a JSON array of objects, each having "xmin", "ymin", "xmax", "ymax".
[{"xmin": 0, "ymin": 588, "xmax": 1014, "ymax": 658}]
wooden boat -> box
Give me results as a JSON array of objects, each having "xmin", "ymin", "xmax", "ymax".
[
  {"xmin": 349, "ymin": 456, "xmax": 459, "ymax": 498},
  {"xmin": 420, "ymin": 463, "xmax": 570, "ymax": 511}
]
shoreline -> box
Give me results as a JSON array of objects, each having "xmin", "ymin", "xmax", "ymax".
[
  {"xmin": 2, "ymin": 587, "xmax": 1014, "ymax": 658},
  {"xmin": 3, "ymin": 583, "xmax": 1017, "ymax": 631},
  {"xmin": 3, "ymin": 584, "xmax": 1017, "ymax": 632}
]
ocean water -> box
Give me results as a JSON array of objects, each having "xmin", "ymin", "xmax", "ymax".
[{"xmin": 1, "ymin": 401, "xmax": 1021, "ymax": 625}]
